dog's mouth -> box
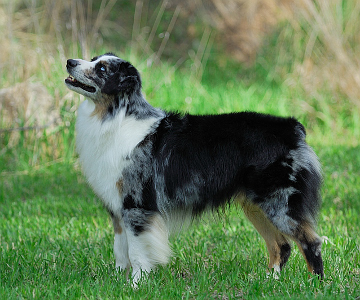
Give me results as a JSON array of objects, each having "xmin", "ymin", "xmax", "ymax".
[{"xmin": 65, "ymin": 75, "xmax": 96, "ymax": 93}]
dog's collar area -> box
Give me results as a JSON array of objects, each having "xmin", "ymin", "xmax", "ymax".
[{"xmin": 65, "ymin": 75, "xmax": 96, "ymax": 93}]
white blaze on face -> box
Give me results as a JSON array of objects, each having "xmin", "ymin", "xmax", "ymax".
[
  {"xmin": 95, "ymin": 55, "xmax": 119, "ymax": 62},
  {"xmin": 75, "ymin": 59, "xmax": 96, "ymax": 72},
  {"xmin": 77, "ymin": 55, "xmax": 117, "ymax": 70}
]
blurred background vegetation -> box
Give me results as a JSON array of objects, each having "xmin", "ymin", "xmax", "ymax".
[
  {"xmin": 1, "ymin": 2, "xmax": 360, "ymax": 297},
  {"xmin": 1, "ymin": 0, "xmax": 360, "ymax": 170}
]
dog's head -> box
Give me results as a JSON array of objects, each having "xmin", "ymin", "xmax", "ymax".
[{"xmin": 65, "ymin": 53, "xmax": 141, "ymax": 101}]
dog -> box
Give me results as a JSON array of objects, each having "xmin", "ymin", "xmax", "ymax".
[{"xmin": 65, "ymin": 53, "xmax": 324, "ymax": 284}]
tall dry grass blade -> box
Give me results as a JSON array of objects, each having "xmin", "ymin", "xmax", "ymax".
[
  {"xmin": 143, "ymin": 0, "xmax": 167, "ymax": 57},
  {"xmin": 196, "ymin": 30, "xmax": 214, "ymax": 82},
  {"xmin": 131, "ymin": 0, "xmax": 144, "ymax": 59},
  {"xmin": 87, "ymin": 0, "xmax": 94, "ymax": 33},
  {"xmin": 154, "ymin": 5, "xmax": 181, "ymax": 64},
  {"xmin": 190, "ymin": 27, "xmax": 213, "ymax": 82},
  {"xmin": 77, "ymin": 0, "xmax": 89, "ymax": 58},
  {"xmin": 294, "ymin": 0, "xmax": 360, "ymax": 106},
  {"xmin": 71, "ymin": 0, "xmax": 79, "ymax": 56},
  {"xmin": 90, "ymin": 0, "xmax": 117, "ymax": 51}
]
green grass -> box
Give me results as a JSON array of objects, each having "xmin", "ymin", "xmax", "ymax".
[
  {"xmin": 1, "ymin": 55, "xmax": 360, "ymax": 299},
  {"xmin": 1, "ymin": 146, "xmax": 359, "ymax": 299}
]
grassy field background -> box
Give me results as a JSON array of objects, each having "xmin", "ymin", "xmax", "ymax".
[{"xmin": 1, "ymin": 0, "xmax": 360, "ymax": 299}]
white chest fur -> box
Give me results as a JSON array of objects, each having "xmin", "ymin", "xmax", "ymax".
[{"xmin": 75, "ymin": 100, "xmax": 161, "ymax": 213}]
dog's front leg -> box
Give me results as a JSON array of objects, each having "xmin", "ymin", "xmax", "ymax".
[
  {"xmin": 111, "ymin": 214, "xmax": 131, "ymax": 273},
  {"xmin": 122, "ymin": 207, "xmax": 171, "ymax": 286}
]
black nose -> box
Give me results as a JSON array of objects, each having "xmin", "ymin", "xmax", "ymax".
[{"xmin": 67, "ymin": 59, "xmax": 79, "ymax": 68}]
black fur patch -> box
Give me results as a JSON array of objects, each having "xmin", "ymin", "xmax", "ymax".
[
  {"xmin": 280, "ymin": 243, "xmax": 292, "ymax": 270},
  {"xmin": 150, "ymin": 112, "xmax": 311, "ymax": 215},
  {"xmin": 122, "ymin": 207, "xmax": 156, "ymax": 236},
  {"xmin": 101, "ymin": 61, "xmax": 141, "ymax": 96},
  {"xmin": 302, "ymin": 240, "xmax": 324, "ymax": 278},
  {"xmin": 123, "ymin": 194, "xmax": 136, "ymax": 210},
  {"xmin": 122, "ymin": 191, "xmax": 158, "ymax": 235},
  {"xmin": 141, "ymin": 178, "xmax": 158, "ymax": 211}
]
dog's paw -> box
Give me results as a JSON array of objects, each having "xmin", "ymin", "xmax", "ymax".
[
  {"xmin": 266, "ymin": 264, "xmax": 281, "ymax": 279},
  {"xmin": 115, "ymin": 263, "xmax": 130, "ymax": 280}
]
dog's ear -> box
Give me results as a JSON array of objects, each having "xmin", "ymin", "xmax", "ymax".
[
  {"xmin": 118, "ymin": 62, "xmax": 141, "ymax": 95},
  {"xmin": 102, "ymin": 62, "xmax": 141, "ymax": 96},
  {"xmin": 118, "ymin": 75, "xmax": 141, "ymax": 94}
]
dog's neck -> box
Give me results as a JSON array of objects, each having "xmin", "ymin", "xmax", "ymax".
[
  {"xmin": 125, "ymin": 92, "xmax": 165, "ymax": 120},
  {"xmin": 87, "ymin": 92, "xmax": 164, "ymax": 123}
]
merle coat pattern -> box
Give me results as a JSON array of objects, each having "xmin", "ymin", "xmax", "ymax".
[{"xmin": 65, "ymin": 53, "xmax": 324, "ymax": 285}]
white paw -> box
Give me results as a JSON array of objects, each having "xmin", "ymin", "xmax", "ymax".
[
  {"xmin": 130, "ymin": 268, "xmax": 150, "ymax": 288},
  {"xmin": 266, "ymin": 264, "xmax": 281, "ymax": 279}
]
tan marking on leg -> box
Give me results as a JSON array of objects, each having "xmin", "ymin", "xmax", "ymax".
[
  {"xmin": 112, "ymin": 215, "xmax": 123, "ymax": 234},
  {"xmin": 239, "ymin": 198, "xmax": 291, "ymax": 273},
  {"xmin": 116, "ymin": 179, "xmax": 123, "ymax": 196},
  {"xmin": 266, "ymin": 241, "xmax": 281, "ymax": 269},
  {"xmin": 234, "ymin": 192, "xmax": 246, "ymax": 206},
  {"xmin": 240, "ymin": 200, "xmax": 284, "ymax": 269}
]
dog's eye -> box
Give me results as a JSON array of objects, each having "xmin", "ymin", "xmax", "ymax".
[{"xmin": 97, "ymin": 63, "xmax": 106, "ymax": 73}]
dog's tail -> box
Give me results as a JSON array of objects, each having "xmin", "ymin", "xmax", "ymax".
[
  {"xmin": 274, "ymin": 128, "xmax": 324, "ymax": 278},
  {"xmin": 293, "ymin": 124, "xmax": 322, "ymax": 226}
]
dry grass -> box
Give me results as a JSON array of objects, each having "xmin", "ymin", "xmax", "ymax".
[
  {"xmin": 0, "ymin": 82, "xmax": 55, "ymax": 127},
  {"xmin": 174, "ymin": 0, "xmax": 360, "ymax": 108},
  {"xmin": 0, "ymin": 0, "xmax": 124, "ymax": 140},
  {"xmin": 1, "ymin": 0, "xmax": 360, "ymax": 131},
  {"xmin": 0, "ymin": 0, "xmax": 211, "ymax": 129},
  {"xmin": 0, "ymin": 0, "xmax": 119, "ymax": 84},
  {"xmin": 0, "ymin": 0, "xmax": 207, "ymax": 168},
  {"xmin": 288, "ymin": 0, "xmax": 360, "ymax": 107}
]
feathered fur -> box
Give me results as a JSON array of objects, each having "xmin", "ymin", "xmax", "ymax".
[{"xmin": 65, "ymin": 53, "xmax": 324, "ymax": 285}]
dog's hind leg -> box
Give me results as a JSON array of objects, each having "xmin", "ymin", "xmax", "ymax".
[
  {"xmin": 111, "ymin": 214, "xmax": 131, "ymax": 273},
  {"xmin": 241, "ymin": 201, "xmax": 291, "ymax": 276},
  {"xmin": 292, "ymin": 223, "xmax": 324, "ymax": 278},
  {"xmin": 254, "ymin": 191, "xmax": 324, "ymax": 279},
  {"xmin": 122, "ymin": 208, "xmax": 171, "ymax": 285},
  {"xmin": 272, "ymin": 217, "xmax": 324, "ymax": 278}
]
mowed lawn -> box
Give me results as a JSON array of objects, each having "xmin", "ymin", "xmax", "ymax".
[{"xmin": 1, "ymin": 62, "xmax": 360, "ymax": 299}]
